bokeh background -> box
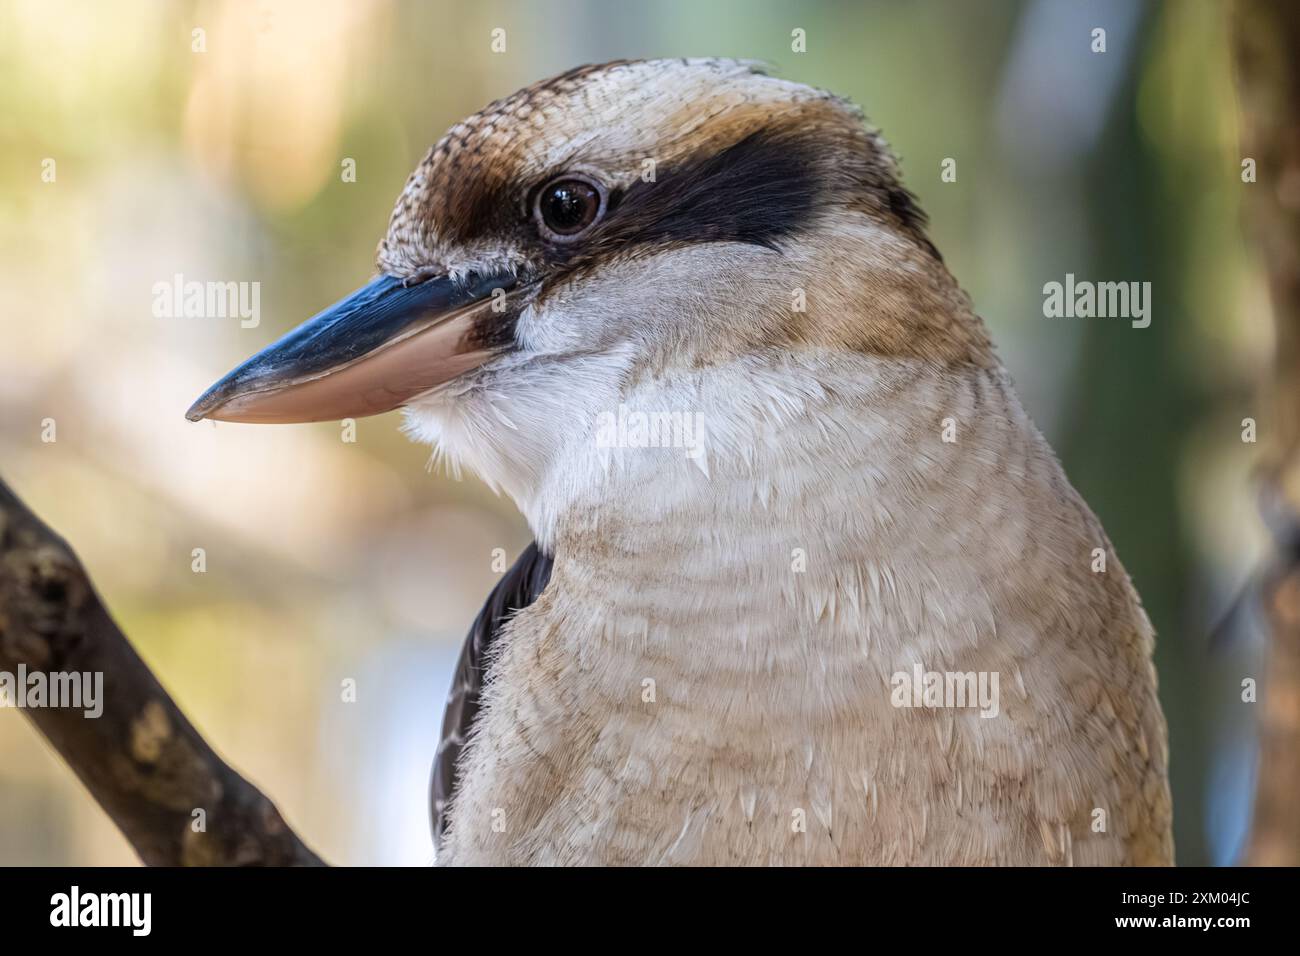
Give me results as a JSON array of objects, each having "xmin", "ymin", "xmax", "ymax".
[{"xmin": 0, "ymin": 0, "xmax": 1269, "ymax": 865}]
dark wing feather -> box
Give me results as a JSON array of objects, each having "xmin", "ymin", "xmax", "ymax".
[{"xmin": 431, "ymin": 541, "xmax": 553, "ymax": 848}]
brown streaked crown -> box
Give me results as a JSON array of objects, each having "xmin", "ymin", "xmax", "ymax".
[{"xmin": 376, "ymin": 58, "xmax": 935, "ymax": 279}]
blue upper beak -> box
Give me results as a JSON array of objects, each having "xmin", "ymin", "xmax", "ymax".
[{"xmin": 186, "ymin": 271, "xmax": 516, "ymax": 424}]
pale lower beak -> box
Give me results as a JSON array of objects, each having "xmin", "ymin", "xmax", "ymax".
[{"xmin": 185, "ymin": 271, "xmax": 518, "ymax": 424}]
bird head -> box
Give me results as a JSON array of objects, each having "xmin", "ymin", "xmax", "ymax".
[{"xmin": 187, "ymin": 58, "xmax": 991, "ymax": 517}]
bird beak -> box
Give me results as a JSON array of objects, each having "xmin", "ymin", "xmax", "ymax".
[{"xmin": 185, "ymin": 271, "xmax": 518, "ymax": 424}]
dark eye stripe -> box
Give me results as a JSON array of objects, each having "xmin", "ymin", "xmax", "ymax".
[{"xmin": 597, "ymin": 129, "xmax": 821, "ymax": 251}]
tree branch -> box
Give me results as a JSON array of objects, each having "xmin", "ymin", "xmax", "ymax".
[{"xmin": 0, "ymin": 476, "xmax": 325, "ymax": 866}]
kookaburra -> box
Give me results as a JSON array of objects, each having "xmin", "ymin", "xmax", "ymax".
[{"xmin": 187, "ymin": 59, "xmax": 1173, "ymax": 865}]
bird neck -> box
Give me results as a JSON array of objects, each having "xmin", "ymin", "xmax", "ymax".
[{"xmin": 533, "ymin": 350, "xmax": 1018, "ymax": 607}]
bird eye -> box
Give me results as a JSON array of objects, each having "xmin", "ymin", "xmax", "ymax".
[{"xmin": 533, "ymin": 175, "xmax": 605, "ymax": 242}]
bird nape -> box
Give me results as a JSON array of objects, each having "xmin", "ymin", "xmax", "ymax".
[{"xmin": 188, "ymin": 58, "xmax": 1172, "ymax": 866}]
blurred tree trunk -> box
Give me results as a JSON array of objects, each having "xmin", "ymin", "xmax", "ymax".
[
  {"xmin": 1234, "ymin": 0, "xmax": 1300, "ymax": 867},
  {"xmin": 1056, "ymin": 9, "xmax": 1207, "ymax": 863}
]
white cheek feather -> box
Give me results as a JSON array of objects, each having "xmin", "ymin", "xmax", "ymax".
[
  {"xmin": 401, "ymin": 346, "xmax": 636, "ymax": 531},
  {"xmin": 403, "ymin": 335, "xmax": 896, "ymax": 551},
  {"xmin": 402, "ymin": 240, "xmax": 802, "ymax": 545}
]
